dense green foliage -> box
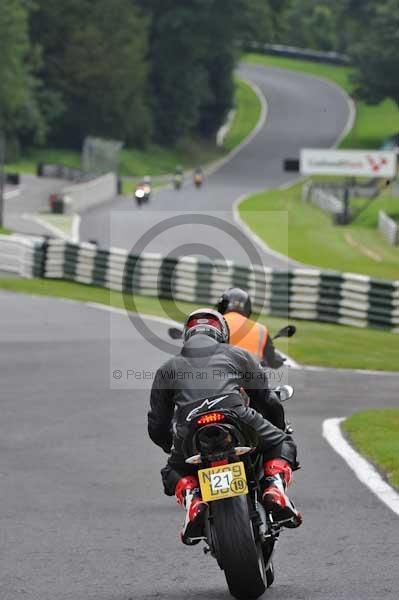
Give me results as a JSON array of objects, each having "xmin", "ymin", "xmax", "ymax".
[
  {"xmin": 0, "ymin": 0, "xmax": 397, "ymax": 157},
  {"xmin": 0, "ymin": 0, "xmax": 44, "ymax": 155},
  {"xmin": 351, "ymin": 0, "xmax": 399, "ymax": 107},
  {"xmin": 30, "ymin": 0, "xmax": 151, "ymax": 148},
  {"xmin": 3, "ymin": 0, "xmax": 259, "ymax": 154}
]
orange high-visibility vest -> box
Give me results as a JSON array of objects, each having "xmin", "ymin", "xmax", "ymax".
[{"xmin": 224, "ymin": 312, "xmax": 269, "ymax": 360}]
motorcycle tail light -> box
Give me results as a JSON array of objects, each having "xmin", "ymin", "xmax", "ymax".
[{"xmin": 196, "ymin": 412, "xmax": 225, "ymax": 425}]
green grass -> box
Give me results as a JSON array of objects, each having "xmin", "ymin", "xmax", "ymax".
[
  {"xmin": 223, "ymin": 78, "xmax": 262, "ymax": 152},
  {"xmin": 5, "ymin": 148, "xmax": 82, "ymax": 174},
  {"xmin": 1, "ymin": 277, "xmax": 398, "ymax": 371},
  {"xmin": 240, "ymin": 183, "xmax": 399, "ymax": 280},
  {"xmin": 243, "ymin": 53, "xmax": 399, "ymax": 149},
  {"xmin": 6, "ymin": 78, "xmax": 261, "ymax": 179},
  {"xmin": 0, "ymin": 227, "xmax": 11, "ymax": 235},
  {"xmin": 343, "ymin": 410, "xmax": 399, "ymax": 489},
  {"xmin": 5, "ymin": 141, "xmax": 223, "ymax": 178}
]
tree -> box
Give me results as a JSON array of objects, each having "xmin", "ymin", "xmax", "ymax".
[
  {"xmin": 31, "ymin": 0, "xmax": 151, "ymax": 148},
  {"xmin": 282, "ymin": 0, "xmax": 337, "ymax": 51},
  {"xmin": 0, "ymin": 0, "xmax": 44, "ymax": 154},
  {"xmin": 351, "ymin": 0, "xmax": 399, "ymax": 106},
  {"xmin": 140, "ymin": 0, "xmax": 248, "ymax": 144}
]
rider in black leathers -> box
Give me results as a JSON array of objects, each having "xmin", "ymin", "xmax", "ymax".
[{"xmin": 148, "ymin": 309, "xmax": 302, "ymax": 544}]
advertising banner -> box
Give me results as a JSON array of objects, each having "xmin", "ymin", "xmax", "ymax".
[{"xmin": 300, "ymin": 149, "xmax": 397, "ymax": 178}]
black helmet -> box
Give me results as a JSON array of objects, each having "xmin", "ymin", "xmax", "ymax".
[
  {"xmin": 183, "ymin": 309, "xmax": 229, "ymax": 344},
  {"xmin": 217, "ymin": 288, "xmax": 252, "ymax": 318}
]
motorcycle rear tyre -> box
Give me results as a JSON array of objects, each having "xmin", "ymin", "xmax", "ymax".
[{"xmin": 212, "ymin": 495, "xmax": 266, "ymax": 600}]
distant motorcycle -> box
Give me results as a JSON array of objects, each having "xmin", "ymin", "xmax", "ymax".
[
  {"xmin": 173, "ymin": 173, "xmax": 183, "ymax": 190},
  {"xmin": 134, "ymin": 177, "xmax": 152, "ymax": 206},
  {"xmin": 193, "ymin": 169, "xmax": 203, "ymax": 188},
  {"xmin": 134, "ymin": 186, "xmax": 146, "ymax": 207}
]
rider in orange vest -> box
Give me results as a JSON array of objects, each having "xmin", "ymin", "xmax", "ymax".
[
  {"xmin": 217, "ymin": 288, "xmax": 287, "ymax": 431},
  {"xmin": 217, "ymin": 288, "xmax": 285, "ymax": 368}
]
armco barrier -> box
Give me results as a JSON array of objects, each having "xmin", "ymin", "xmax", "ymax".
[
  {"xmin": 303, "ymin": 182, "xmax": 344, "ymax": 215},
  {"xmin": 241, "ymin": 41, "xmax": 350, "ymax": 65},
  {"xmin": 42, "ymin": 238, "xmax": 399, "ymax": 331},
  {"xmin": 1, "ymin": 235, "xmax": 398, "ymax": 330},
  {"xmin": 0, "ymin": 234, "xmax": 46, "ymax": 278},
  {"xmin": 379, "ymin": 211, "xmax": 398, "ymax": 246},
  {"xmin": 61, "ymin": 173, "xmax": 118, "ymax": 213}
]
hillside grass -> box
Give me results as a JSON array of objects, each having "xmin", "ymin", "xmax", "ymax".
[
  {"xmin": 0, "ymin": 278, "xmax": 398, "ymax": 371},
  {"xmin": 240, "ymin": 183, "xmax": 399, "ymax": 280},
  {"xmin": 243, "ymin": 53, "xmax": 399, "ymax": 149},
  {"xmin": 343, "ymin": 410, "xmax": 399, "ymax": 489},
  {"xmin": 223, "ymin": 77, "xmax": 262, "ymax": 152}
]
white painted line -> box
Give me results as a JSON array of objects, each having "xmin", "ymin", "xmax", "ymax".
[
  {"xmin": 323, "ymin": 417, "xmax": 399, "ymax": 516},
  {"xmin": 85, "ymin": 301, "xmax": 181, "ymax": 328},
  {"xmin": 22, "ymin": 213, "xmax": 71, "ymax": 240},
  {"xmin": 86, "ymin": 301, "xmax": 299, "ymax": 366},
  {"xmin": 4, "ymin": 188, "xmax": 21, "ymax": 200},
  {"xmin": 280, "ymin": 353, "xmax": 300, "ymax": 369}
]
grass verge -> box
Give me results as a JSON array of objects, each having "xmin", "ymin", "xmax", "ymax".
[
  {"xmin": 343, "ymin": 410, "xmax": 399, "ymax": 489},
  {"xmin": 1, "ymin": 278, "xmax": 398, "ymax": 371},
  {"xmin": 240, "ymin": 183, "xmax": 399, "ymax": 280},
  {"xmin": 6, "ymin": 78, "xmax": 261, "ymax": 179},
  {"xmin": 0, "ymin": 227, "xmax": 11, "ymax": 235},
  {"xmin": 223, "ymin": 78, "xmax": 262, "ymax": 152}
]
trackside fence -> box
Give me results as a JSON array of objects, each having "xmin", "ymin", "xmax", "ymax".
[{"xmin": 1, "ymin": 234, "xmax": 398, "ymax": 331}]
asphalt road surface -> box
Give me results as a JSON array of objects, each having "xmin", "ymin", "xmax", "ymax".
[
  {"xmin": 4, "ymin": 174, "xmax": 66, "ymax": 237},
  {"xmin": 1, "ymin": 292, "xmax": 398, "ymax": 600},
  {"xmin": 2, "ymin": 63, "xmax": 398, "ymax": 600},
  {"xmin": 79, "ymin": 63, "xmax": 350, "ymax": 268}
]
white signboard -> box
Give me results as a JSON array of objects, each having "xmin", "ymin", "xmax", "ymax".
[{"xmin": 300, "ymin": 149, "xmax": 397, "ymax": 178}]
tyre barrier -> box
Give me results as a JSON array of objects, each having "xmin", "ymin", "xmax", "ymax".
[
  {"xmin": 0, "ymin": 235, "xmax": 47, "ymax": 278},
  {"xmin": 1, "ymin": 235, "xmax": 398, "ymax": 330}
]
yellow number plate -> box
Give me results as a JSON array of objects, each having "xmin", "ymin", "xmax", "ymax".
[{"xmin": 198, "ymin": 462, "xmax": 248, "ymax": 502}]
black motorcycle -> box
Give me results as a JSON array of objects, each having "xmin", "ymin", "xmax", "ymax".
[{"xmin": 179, "ymin": 384, "xmax": 295, "ymax": 599}]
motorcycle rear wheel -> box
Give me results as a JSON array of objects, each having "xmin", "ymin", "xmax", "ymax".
[{"xmin": 211, "ymin": 495, "xmax": 266, "ymax": 600}]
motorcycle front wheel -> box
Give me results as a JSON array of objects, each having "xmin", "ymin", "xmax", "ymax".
[{"xmin": 211, "ymin": 495, "xmax": 266, "ymax": 600}]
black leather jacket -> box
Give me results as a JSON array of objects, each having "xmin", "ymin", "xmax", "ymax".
[{"xmin": 148, "ymin": 335, "xmax": 296, "ymax": 463}]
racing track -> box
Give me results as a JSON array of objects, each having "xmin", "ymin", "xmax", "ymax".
[
  {"xmin": 1, "ymin": 63, "xmax": 398, "ymax": 600},
  {"xmin": 79, "ymin": 63, "xmax": 351, "ymax": 267}
]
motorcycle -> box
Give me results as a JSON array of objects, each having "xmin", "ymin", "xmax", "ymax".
[
  {"xmin": 173, "ymin": 173, "xmax": 183, "ymax": 190},
  {"xmin": 134, "ymin": 186, "xmax": 146, "ymax": 207},
  {"xmin": 193, "ymin": 171, "xmax": 203, "ymax": 188},
  {"xmin": 134, "ymin": 183, "xmax": 151, "ymax": 206},
  {"xmin": 178, "ymin": 384, "xmax": 295, "ymax": 599}
]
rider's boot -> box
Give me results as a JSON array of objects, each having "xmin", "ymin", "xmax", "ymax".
[
  {"xmin": 261, "ymin": 459, "xmax": 302, "ymax": 528},
  {"xmin": 175, "ymin": 476, "xmax": 208, "ymax": 545}
]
